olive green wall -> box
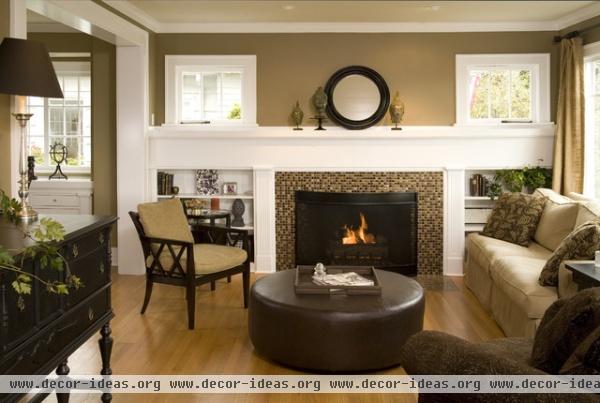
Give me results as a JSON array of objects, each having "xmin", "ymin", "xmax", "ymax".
[
  {"xmin": 0, "ymin": 2, "xmax": 11, "ymax": 194},
  {"xmin": 28, "ymin": 33, "xmax": 117, "ymax": 245},
  {"xmin": 153, "ymin": 31, "xmax": 560, "ymax": 126}
]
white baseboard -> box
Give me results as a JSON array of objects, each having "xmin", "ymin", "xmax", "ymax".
[{"xmin": 444, "ymin": 256, "xmax": 465, "ymax": 276}]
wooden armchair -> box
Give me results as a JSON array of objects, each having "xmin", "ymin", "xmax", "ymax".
[{"xmin": 129, "ymin": 198, "xmax": 250, "ymax": 329}]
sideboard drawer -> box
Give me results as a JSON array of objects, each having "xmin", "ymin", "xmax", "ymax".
[
  {"xmin": 62, "ymin": 227, "xmax": 110, "ymax": 263},
  {"xmin": 66, "ymin": 248, "xmax": 110, "ymax": 306},
  {"xmin": 30, "ymin": 194, "xmax": 79, "ymax": 208},
  {"xmin": 1, "ymin": 289, "xmax": 110, "ymax": 375}
]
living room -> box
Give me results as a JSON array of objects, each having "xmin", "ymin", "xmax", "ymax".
[{"xmin": 1, "ymin": 0, "xmax": 600, "ymax": 401}]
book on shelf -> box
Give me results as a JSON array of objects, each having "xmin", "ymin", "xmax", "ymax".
[{"xmin": 157, "ymin": 172, "xmax": 175, "ymax": 196}]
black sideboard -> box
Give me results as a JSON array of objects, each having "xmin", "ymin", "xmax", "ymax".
[{"xmin": 0, "ymin": 214, "xmax": 117, "ymax": 402}]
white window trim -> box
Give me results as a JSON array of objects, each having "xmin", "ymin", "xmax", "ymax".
[
  {"xmin": 455, "ymin": 53, "xmax": 551, "ymax": 126},
  {"xmin": 165, "ymin": 55, "xmax": 257, "ymax": 127},
  {"xmin": 583, "ymin": 41, "xmax": 600, "ymax": 197}
]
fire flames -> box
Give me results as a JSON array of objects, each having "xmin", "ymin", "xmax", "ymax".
[{"xmin": 342, "ymin": 212, "xmax": 376, "ymax": 245}]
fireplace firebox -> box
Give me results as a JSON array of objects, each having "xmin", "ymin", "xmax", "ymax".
[{"xmin": 295, "ymin": 191, "xmax": 418, "ymax": 276}]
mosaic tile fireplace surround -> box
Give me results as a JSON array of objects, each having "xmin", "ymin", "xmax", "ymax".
[{"xmin": 275, "ymin": 171, "xmax": 444, "ymax": 275}]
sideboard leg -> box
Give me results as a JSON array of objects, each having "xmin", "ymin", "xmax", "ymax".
[
  {"xmin": 56, "ymin": 360, "xmax": 70, "ymax": 403},
  {"xmin": 98, "ymin": 323, "xmax": 113, "ymax": 402}
]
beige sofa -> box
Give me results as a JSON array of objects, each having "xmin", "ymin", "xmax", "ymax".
[{"xmin": 464, "ymin": 188, "xmax": 600, "ymax": 338}]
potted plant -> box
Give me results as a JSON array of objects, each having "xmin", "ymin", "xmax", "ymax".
[{"xmin": 0, "ymin": 191, "xmax": 81, "ymax": 309}]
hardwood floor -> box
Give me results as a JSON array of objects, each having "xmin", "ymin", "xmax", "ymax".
[{"xmin": 35, "ymin": 270, "xmax": 503, "ymax": 403}]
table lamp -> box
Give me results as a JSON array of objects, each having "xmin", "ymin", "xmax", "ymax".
[{"xmin": 0, "ymin": 37, "xmax": 63, "ymax": 221}]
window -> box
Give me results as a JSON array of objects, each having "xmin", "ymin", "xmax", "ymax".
[
  {"xmin": 165, "ymin": 55, "xmax": 257, "ymax": 126},
  {"xmin": 27, "ymin": 61, "xmax": 91, "ymax": 172},
  {"xmin": 456, "ymin": 54, "xmax": 550, "ymax": 125},
  {"xmin": 583, "ymin": 42, "xmax": 600, "ymax": 198}
]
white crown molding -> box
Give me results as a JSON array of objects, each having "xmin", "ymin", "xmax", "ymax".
[
  {"xmin": 553, "ymin": 1, "xmax": 600, "ymax": 31},
  {"xmin": 103, "ymin": 0, "xmax": 161, "ymax": 33},
  {"xmin": 102, "ymin": 1, "xmax": 600, "ymax": 34}
]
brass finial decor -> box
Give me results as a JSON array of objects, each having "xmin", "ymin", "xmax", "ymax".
[
  {"xmin": 291, "ymin": 101, "xmax": 304, "ymax": 130},
  {"xmin": 389, "ymin": 91, "xmax": 405, "ymax": 130},
  {"xmin": 311, "ymin": 86, "xmax": 328, "ymax": 131}
]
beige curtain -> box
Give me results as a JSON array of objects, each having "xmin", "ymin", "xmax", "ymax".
[{"xmin": 552, "ymin": 37, "xmax": 585, "ymax": 195}]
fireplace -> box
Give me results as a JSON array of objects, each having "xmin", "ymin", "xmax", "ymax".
[{"xmin": 295, "ymin": 191, "xmax": 418, "ymax": 275}]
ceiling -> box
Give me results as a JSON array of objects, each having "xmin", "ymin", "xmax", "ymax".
[{"xmin": 122, "ymin": 0, "xmax": 595, "ymax": 24}]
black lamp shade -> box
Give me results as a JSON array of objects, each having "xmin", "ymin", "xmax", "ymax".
[{"xmin": 0, "ymin": 37, "xmax": 63, "ymax": 98}]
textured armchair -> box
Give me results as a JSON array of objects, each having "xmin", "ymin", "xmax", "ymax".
[
  {"xmin": 401, "ymin": 288, "xmax": 600, "ymax": 403},
  {"xmin": 130, "ymin": 198, "xmax": 250, "ymax": 329}
]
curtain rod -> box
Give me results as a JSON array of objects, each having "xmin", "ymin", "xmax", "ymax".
[{"xmin": 554, "ymin": 20, "xmax": 600, "ymax": 42}]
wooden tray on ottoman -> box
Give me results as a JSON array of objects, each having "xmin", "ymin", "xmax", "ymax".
[{"xmin": 294, "ymin": 265, "xmax": 382, "ymax": 295}]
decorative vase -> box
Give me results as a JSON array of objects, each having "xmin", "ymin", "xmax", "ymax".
[
  {"xmin": 389, "ymin": 91, "xmax": 405, "ymax": 130},
  {"xmin": 231, "ymin": 198, "xmax": 245, "ymax": 227},
  {"xmin": 195, "ymin": 169, "xmax": 219, "ymax": 195},
  {"xmin": 312, "ymin": 86, "xmax": 328, "ymax": 117},
  {"xmin": 291, "ymin": 101, "xmax": 304, "ymax": 130}
]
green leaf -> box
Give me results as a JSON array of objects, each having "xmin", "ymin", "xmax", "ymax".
[
  {"xmin": 0, "ymin": 246, "xmax": 14, "ymax": 266},
  {"xmin": 55, "ymin": 284, "xmax": 69, "ymax": 295},
  {"xmin": 12, "ymin": 279, "xmax": 31, "ymax": 295}
]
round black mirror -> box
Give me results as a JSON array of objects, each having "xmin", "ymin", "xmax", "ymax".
[{"xmin": 324, "ymin": 66, "xmax": 390, "ymax": 130}]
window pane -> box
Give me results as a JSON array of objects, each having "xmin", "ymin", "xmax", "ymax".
[
  {"xmin": 65, "ymin": 108, "xmax": 80, "ymax": 135},
  {"xmin": 63, "ymin": 76, "xmax": 78, "ymax": 92},
  {"xmin": 82, "ymin": 107, "xmax": 91, "ymax": 137},
  {"xmin": 28, "ymin": 106, "xmax": 45, "ymax": 136},
  {"xmin": 181, "ymin": 73, "xmax": 202, "ymax": 121},
  {"xmin": 80, "ymin": 76, "xmax": 91, "ymax": 92},
  {"xmin": 223, "ymin": 72, "xmax": 242, "ymax": 120},
  {"xmin": 64, "ymin": 137, "xmax": 81, "ymax": 166},
  {"xmin": 490, "ymin": 70, "xmax": 509, "ymax": 119},
  {"xmin": 202, "ymin": 72, "xmax": 220, "ymax": 120},
  {"xmin": 469, "ymin": 70, "xmax": 490, "ymax": 119},
  {"xmin": 49, "ymin": 108, "xmax": 64, "ymax": 136},
  {"xmin": 28, "ymin": 97, "xmax": 44, "ymax": 107},
  {"xmin": 28, "ymin": 136, "xmax": 45, "ymax": 165},
  {"xmin": 82, "ymin": 137, "xmax": 91, "ymax": 167},
  {"xmin": 510, "ymin": 70, "xmax": 532, "ymax": 119}
]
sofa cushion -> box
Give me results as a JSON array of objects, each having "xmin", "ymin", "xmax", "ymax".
[
  {"xmin": 539, "ymin": 221, "xmax": 600, "ymax": 286},
  {"xmin": 534, "ymin": 201, "xmax": 578, "ymax": 251},
  {"xmin": 530, "ymin": 288, "xmax": 600, "ymax": 374},
  {"xmin": 560, "ymin": 325, "xmax": 600, "ymax": 375},
  {"xmin": 535, "ymin": 188, "xmax": 573, "ymax": 204},
  {"xmin": 490, "ymin": 256, "xmax": 557, "ymax": 319},
  {"xmin": 467, "ymin": 233, "xmax": 552, "ymax": 276},
  {"xmin": 482, "ymin": 192, "xmax": 546, "ymax": 246},
  {"xmin": 575, "ymin": 202, "xmax": 600, "ymax": 228}
]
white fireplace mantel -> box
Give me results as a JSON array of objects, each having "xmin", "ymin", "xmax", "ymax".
[{"xmin": 136, "ymin": 124, "xmax": 556, "ymax": 276}]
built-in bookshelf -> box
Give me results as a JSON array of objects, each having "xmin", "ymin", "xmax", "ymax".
[
  {"xmin": 153, "ymin": 169, "xmax": 255, "ymax": 230},
  {"xmin": 464, "ymin": 169, "xmax": 497, "ymax": 233}
]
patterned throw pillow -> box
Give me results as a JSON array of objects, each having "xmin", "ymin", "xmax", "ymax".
[
  {"xmin": 482, "ymin": 192, "xmax": 546, "ymax": 246},
  {"xmin": 538, "ymin": 221, "xmax": 600, "ymax": 287},
  {"xmin": 530, "ymin": 288, "xmax": 600, "ymax": 374}
]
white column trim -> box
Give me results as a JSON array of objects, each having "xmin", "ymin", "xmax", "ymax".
[{"xmin": 444, "ymin": 167, "xmax": 466, "ymax": 276}]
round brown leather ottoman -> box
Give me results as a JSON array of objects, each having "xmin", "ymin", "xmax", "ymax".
[{"xmin": 248, "ymin": 269, "xmax": 424, "ymax": 372}]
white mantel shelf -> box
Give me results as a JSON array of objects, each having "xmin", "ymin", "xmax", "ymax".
[{"xmin": 148, "ymin": 124, "xmax": 555, "ymax": 140}]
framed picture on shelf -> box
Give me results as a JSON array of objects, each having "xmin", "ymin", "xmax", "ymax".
[{"xmin": 222, "ymin": 182, "xmax": 238, "ymax": 195}]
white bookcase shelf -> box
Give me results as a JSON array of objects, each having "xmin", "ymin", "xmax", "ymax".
[{"xmin": 152, "ymin": 167, "xmax": 256, "ymax": 240}]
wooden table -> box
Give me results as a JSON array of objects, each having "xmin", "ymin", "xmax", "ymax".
[{"xmin": 564, "ymin": 262, "xmax": 600, "ymax": 290}]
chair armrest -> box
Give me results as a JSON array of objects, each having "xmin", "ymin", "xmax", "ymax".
[{"xmin": 401, "ymin": 331, "xmax": 545, "ymax": 375}]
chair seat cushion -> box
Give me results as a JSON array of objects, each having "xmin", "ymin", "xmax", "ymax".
[
  {"xmin": 490, "ymin": 256, "xmax": 557, "ymax": 319},
  {"xmin": 467, "ymin": 233, "xmax": 552, "ymax": 276},
  {"xmin": 147, "ymin": 243, "xmax": 247, "ymax": 275}
]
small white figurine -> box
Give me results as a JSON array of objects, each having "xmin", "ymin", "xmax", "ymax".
[{"xmin": 314, "ymin": 262, "xmax": 327, "ymax": 277}]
